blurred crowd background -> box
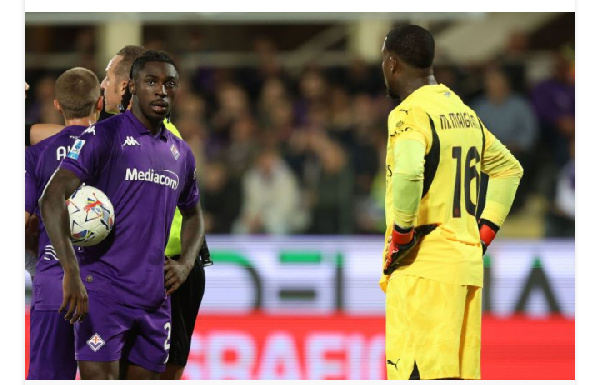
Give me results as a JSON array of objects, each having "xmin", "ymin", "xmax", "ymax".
[{"xmin": 25, "ymin": 12, "xmax": 575, "ymax": 239}]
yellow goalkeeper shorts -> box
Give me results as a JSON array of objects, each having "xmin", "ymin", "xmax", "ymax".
[{"xmin": 385, "ymin": 274, "xmax": 481, "ymax": 380}]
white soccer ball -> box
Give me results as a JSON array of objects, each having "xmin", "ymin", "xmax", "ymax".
[{"xmin": 67, "ymin": 185, "xmax": 115, "ymax": 247}]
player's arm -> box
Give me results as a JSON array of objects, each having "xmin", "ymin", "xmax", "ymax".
[
  {"xmin": 39, "ymin": 168, "xmax": 87, "ymax": 323},
  {"xmin": 25, "ymin": 149, "xmax": 36, "ymax": 226},
  {"xmin": 390, "ymin": 138, "xmax": 426, "ymax": 229},
  {"xmin": 39, "ymin": 127, "xmax": 110, "ymax": 321},
  {"xmin": 165, "ymin": 202, "xmax": 205, "ymax": 295},
  {"xmin": 26, "ymin": 123, "xmax": 64, "ymax": 146},
  {"xmin": 165, "ymin": 147, "xmax": 204, "ymax": 295},
  {"xmin": 384, "ymin": 108, "xmax": 436, "ymax": 274},
  {"xmin": 25, "ymin": 147, "xmax": 40, "ymax": 254},
  {"xmin": 479, "ymin": 126, "xmax": 524, "ymax": 253},
  {"xmin": 167, "ymin": 121, "xmax": 215, "ymax": 265},
  {"xmin": 25, "ymin": 215, "xmax": 40, "ymax": 261}
]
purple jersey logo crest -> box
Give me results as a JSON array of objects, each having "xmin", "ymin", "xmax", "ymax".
[
  {"xmin": 170, "ymin": 144, "xmax": 180, "ymax": 160},
  {"xmin": 87, "ymin": 333, "xmax": 105, "ymax": 352}
]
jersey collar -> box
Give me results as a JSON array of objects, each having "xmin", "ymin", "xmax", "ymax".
[
  {"xmin": 402, "ymin": 84, "xmax": 450, "ymax": 106},
  {"xmin": 124, "ymin": 110, "xmax": 169, "ymax": 141}
]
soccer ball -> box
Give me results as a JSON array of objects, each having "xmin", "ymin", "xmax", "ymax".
[{"xmin": 67, "ymin": 185, "xmax": 115, "ymax": 247}]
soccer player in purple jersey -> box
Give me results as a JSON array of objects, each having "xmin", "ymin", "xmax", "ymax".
[
  {"xmin": 25, "ymin": 67, "xmax": 103, "ymax": 380},
  {"xmin": 28, "ymin": 45, "xmax": 212, "ymax": 380},
  {"xmin": 40, "ymin": 50, "xmax": 205, "ymax": 380},
  {"xmin": 101, "ymin": 45, "xmax": 212, "ymax": 380}
]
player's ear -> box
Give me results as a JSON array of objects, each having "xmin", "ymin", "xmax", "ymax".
[
  {"xmin": 53, "ymin": 99, "xmax": 62, "ymax": 113},
  {"xmin": 389, "ymin": 54, "xmax": 399, "ymax": 75},
  {"xmin": 119, "ymin": 79, "xmax": 129, "ymax": 96},
  {"xmin": 95, "ymin": 95, "xmax": 103, "ymax": 112},
  {"xmin": 128, "ymin": 79, "xmax": 136, "ymax": 95}
]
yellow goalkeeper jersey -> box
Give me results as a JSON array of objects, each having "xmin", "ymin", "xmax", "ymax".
[
  {"xmin": 380, "ymin": 84, "xmax": 522, "ymax": 291},
  {"xmin": 164, "ymin": 120, "xmax": 184, "ymax": 257}
]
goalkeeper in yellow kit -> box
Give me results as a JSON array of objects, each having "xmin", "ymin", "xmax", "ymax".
[{"xmin": 379, "ymin": 26, "xmax": 523, "ymax": 380}]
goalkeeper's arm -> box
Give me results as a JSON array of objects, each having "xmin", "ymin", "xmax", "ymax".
[
  {"xmin": 384, "ymin": 135, "xmax": 426, "ymax": 274},
  {"xmin": 479, "ymin": 128, "xmax": 524, "ymax": 253}
]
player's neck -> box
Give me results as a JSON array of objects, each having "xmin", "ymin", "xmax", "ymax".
[
  {"xmin": 132, "ymin": 108, "xmax": 163, "ymax": 136},
  {"xmin": 399, "ymin": 74, "xmax": 437, "ymax": 102},
  {"xmin": 64, "ymin": 116, "xmax": 97, "ymax": 127}
]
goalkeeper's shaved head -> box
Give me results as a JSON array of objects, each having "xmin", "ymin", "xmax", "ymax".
[
  {"xmin": 383, "ymin": 25, "xmax": 435, "ymax": 69},
  {"xmin": 381, "ymin": 25, "xmax": 437, "ymax": 104}
]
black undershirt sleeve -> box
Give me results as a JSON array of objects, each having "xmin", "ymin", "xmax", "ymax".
[{"xmin": 25, "ymin": 124, "xmax": 32, "ymax": 146}]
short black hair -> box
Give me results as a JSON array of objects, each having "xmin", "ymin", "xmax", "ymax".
[
  {"xmin": 129, "ymin": 50, "xmax": 179, "ymax": 81},
  {"xmin": 384, "ymin": 25, "xmax": 435, "ymax": 69}
]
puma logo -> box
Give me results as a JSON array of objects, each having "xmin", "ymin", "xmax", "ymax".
[{"xmin": 386, "ymin": 359, "xmax": 401, "ymax": 370}]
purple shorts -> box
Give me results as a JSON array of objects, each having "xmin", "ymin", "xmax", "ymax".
[
  {"xmin": 74, "ymin": 290, "xmax": 171, "ymax": 373},
  {"xmin": 27, "ymin": 304, "xmax": 77, "ymax": 380}
]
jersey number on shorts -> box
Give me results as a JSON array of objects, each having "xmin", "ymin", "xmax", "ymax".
[
  {"xmin": 164, "ymin": 322, "xmax": 172, "ymax": 364},
  {"xmin": 451, "ymin": 146, "xmax": 481, "ymax": 218}
]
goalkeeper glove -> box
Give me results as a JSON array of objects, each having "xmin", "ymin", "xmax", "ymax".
[
  {"xmin": 384, "ymin": 224, "xmax": 438, "ymax": 275},
  {"xmin": 479, "ymin": 219, "xmax": 500, "ymax": 256}
]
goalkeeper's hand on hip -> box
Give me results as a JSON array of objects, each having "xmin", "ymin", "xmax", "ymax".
[{"xmin": 384, "ymin": 224, "xmax": 438, "ymax": 276}]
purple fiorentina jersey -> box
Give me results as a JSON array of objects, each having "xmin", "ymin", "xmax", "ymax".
[
  {"xmin": 25, "ymin": 125, "xmax": 88, "ymax": 310},
  {"xmin": 59, "ymin": 111, "xmax": 199, "ymax": 310}
]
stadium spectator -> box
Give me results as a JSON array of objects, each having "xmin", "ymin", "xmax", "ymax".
[
  {"xmin": 26, "ymin": 74, "xmax": 63, "ymax": 125},
  {"xmin": 294, "ymin": 68, "xmax": 328, "ymax": 127},
  {"xmin": 349, "ymin": 93, "xmax": 382, "ymax": 197},
  {"xmin": 211, "ymin": 82, "xmax": 251, "ymax": 146},
  {"xmin": 543, "ymin": 138, "xmax": 575, "ymax": 238},
  {"xmin": 173, "ymin": 93, "xmax": 210, "ymax": 183},
  {"xmin": 531, "ymin": 51, "xmax": 575, "ymax": 168},
  {"xmin": 234, "ymin": 145, "xmax": 306, "ymax": 235},
  {"xmin": 345, "ymin": 58, "xmax": 380, "ymax": 96},
  {"xmin": 354, "ymin": 116, "xmax": 387, "ymax": 234},
  {"xmin": 237, "ymin": 36, "xmax": 288, "ymax": 101},
  {"xmin": 472, "ymin": 66, "xmax": 538, "ymax": 212},
  {"xmin": 328, "ymin": 86, "xmax": 356, "ymax": 148},
  {"xmin": 258, "ymin": 78, "xmax": 295, "ymax": 137},
  {"xmin": 305, "ymin": 129, "xmax": 354, "ymax": 234},
  {"xmin": 225, "ymin": 115, "xmax": 261, "ymax": 179},
  {"xmin": 496, "ymin": 30, "xmax": 531, "ymax": 95},
  {"xmin": 201, "ymin": 159, "xmax": 242, "ymax": 234}
]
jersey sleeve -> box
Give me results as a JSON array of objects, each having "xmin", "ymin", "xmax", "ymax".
[
  {"xmin": 177, "ymin": 145, "xmax": 200, "ymax": 211},
  {"xmin": 59, "ymin": 125, "xmax": 112, "ymax": 183},
  {"xmin": 25, "ymin": 146, "xmax": 39, "ymax": 214},
  {"xmin": 480, "ymin": 126, "xmax": 524, "ymax": 227},
  {"xmin": 388, "ymin": 106, "xmax": 429, "ymax": 228},
  {"xmin": 388, "ymin": 106, "xmax": 432, "ymax": 151}
]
